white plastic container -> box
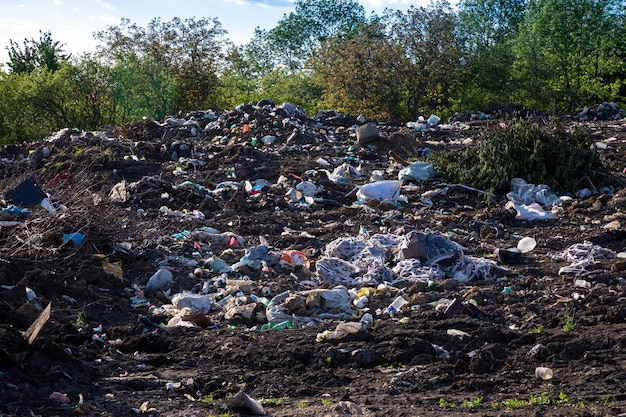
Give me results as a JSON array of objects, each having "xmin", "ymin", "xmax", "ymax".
[
  {"xmin": 387, "ymin": 296, "xmax": 407, "ymax": 314},
  {"xmin": 517, "ymin": 237, "xmax": 537, "ymax": 253}
]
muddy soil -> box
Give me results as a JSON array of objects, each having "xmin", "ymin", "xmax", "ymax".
[{"xmin": 0, "ymin": 107, "xmax": 625, "ymax": 417}]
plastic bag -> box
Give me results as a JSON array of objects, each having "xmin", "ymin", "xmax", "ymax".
[{"xmin": 356, "ymin": 180, "xmax": 403, "ymax": 202}]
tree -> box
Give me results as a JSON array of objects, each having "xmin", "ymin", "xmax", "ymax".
[
  {"xmin": 310, "ymin": 21, "xmax": 408, "ymax": 120},
  {"xmin": 386, "ymin": 1, "xmax": 463, "ymax": 118},
  {"xmin": 512, "ymin": 0, "xmax": 626, "ymax": 111},
  {"xmin": 258, "ymin": 68, "xmax": 321, "ymax": 116},
  {"xmin": 250, "ymin": 0, "xmax": 367, "ymax": 71},
  {"xmin": 109, "ymin": 53, "xmax": 178, "ymax": 121},
  {"xmin": 95, "ymin": 17, "xmax": 230, "ymax": 112},
  {"xmin": 65, "ymin": 55, "xmax": 116, "ymax": 129},
  {"xmin": 5, "ymin": 30, "xmax": 70, "ymax": 74},
  {"xmin": 457, "ymin": 0, "xmax": 527, "ymax": 108}
]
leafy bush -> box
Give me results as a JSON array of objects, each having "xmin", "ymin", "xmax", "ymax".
[{"xmin": 430, "ymin": 119, "xmax": 613, "ymax": 194}]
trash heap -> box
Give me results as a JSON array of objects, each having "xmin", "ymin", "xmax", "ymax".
[
  {"xmin": 1, "ymin": 100, "xmax": 625, "ymax": 335},
  {"xmin": 0, "ymin": 99, "xmax": 625, "ymax": 415}
]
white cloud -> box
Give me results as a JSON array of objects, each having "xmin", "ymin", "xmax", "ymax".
[
  {"xmin": 71, "ymin": 7, "xmax": 79, "ymax": 12},
  {"xmin": 54, "ymin": 0, "xmax": 63, "ymax": 5},
  {"xmin": 95, "ymin": 0, "xmax": 117, "ymax": 10}
]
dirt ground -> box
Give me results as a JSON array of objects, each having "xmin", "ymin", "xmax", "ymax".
[{"xmin": 0, "ymin": 105, "xmax": 625, "ymax": 417}]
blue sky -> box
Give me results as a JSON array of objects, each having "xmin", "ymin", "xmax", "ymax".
[{"xmin": 0, "ymin": 0, "xmax": 427, "ymax": 65}]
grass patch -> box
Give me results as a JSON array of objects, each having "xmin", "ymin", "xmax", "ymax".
[
  {"xmin": 260, "ymin": 396, "xmax": 289, "ymax": 406},
  {"xmin": 563, "ymin": 316, "xmax": 576, "ymax": 332}
]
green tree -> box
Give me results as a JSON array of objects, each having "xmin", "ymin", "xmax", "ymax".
[
  {"xmin": 250, "ymin": 0, "xmax": 367, "ymax": 71},
  {"xmin": 386, "ymin": 1, "xmax": 463, "ymax": 118},
  {"xmin": 95, "ymin": 17, "xmax": 230, "ymax": 113},
  {"xmin": 109, "ymin": 53, "xmax": 178, "ymax": 121},
  {"xmin": 258, "ymin": 68, "xmax": 321, "ymax": 116},
  {"xmin": 512, "ymin": 0, "xmax": 626, "ymax": 111},
  {"xmin": 218, "ymin": 45, "xmax": 262, "ymax": 109},
  {"xmin": 310, "ymin": 20, "xmax": 408, "ymax": 120},
  {"xmin": 457, "ymin": 0, "xmax": 527, "ymax": 108},
  {"xmin": 64, "ymin": 55, "xmax": 116, "ymax": 129},
  {"xmin": 5, "ymin": 30, "xmax": 70, "ymax": 74},
  {"xmin": 0, "ymin": 57, "xmax": 117, "ymax": 144}
]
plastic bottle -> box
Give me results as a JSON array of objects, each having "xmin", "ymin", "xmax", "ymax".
[
  {"xmin": 261, "ymin": 321, "xmax": 292, "ymax": 330},
  {"xmin": 250, "ymin": 294, "xmax": 270, "ymax": 307}
]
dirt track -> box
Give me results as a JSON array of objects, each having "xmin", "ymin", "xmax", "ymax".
[{"xmin": 0, "ymin": 106, "xmax": 625, "ymax": 416}]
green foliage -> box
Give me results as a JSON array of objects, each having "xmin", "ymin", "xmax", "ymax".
[
  {"xmin": 109, "ymin": 53, "xmax": 178, "ymax": 121},
  {"xmin": 563, "ymin": 315, "xmax": 576, "ymax": 332},
  {"xmin": 95, "ymin": 17, "xmax": 229, "ymax": 112},
  {"xmin": 250, "ymin": 0, "xmax": 367, "ymax": 71},
  {"xmin": 385, "ymin": 2, "xmax": 463, "ymax": 119},
  {"xmin": 456, "ymin": 0, "xmax": 526, "ymax": 110},
  {"xmin": 462, "ymin": 397, "xmax": 482, "ymax": 408},
  {"xmin": 199, "ymin": 393, "xmax": 214, "ymax": 404},
  {"xmin": 259, "ymin": 68, "xmax": 321, "ymax": 116},
  {"xmin": 74, "ymin": 311, "xmax": 87, "ymax": 327},
  {"xmin": 430, "ymin": 119, "xmax": 612, "ymax": 193},
  {"xmin": 6, "ymin": 30, "xmax": 70, "ymax": 74},
  {"xmin": 2, "ymin": 2, "xmax": 626, "ymax": 144},
  {"xmin": 0, "ymin": 57, "xmax": 118, "ymax": 144},
  {"xmin": 438, "ymin": 398, "xmax": 456, "ymax": 408},
  {"xmin": 503, "ymin": 392, "xmax": 551, "ymax": 409},
  {"xmin": 310, "ymin": 21, "xmax": 408, "ymax": 120},
  {"xmin": 260, "ymin": 396, "xmax": 290, "ymax": 405},
  {"xmin": 527, "ymin": 392, "xmax": 551, "ymax": 406},
  {"xmin": 531, "ymin": 324, "xmax": 544, "ymax": 334},
  {"xmin": 511, "ymin": 0, "xmax": 626, "ymax": 112},
  {"xmin": 218, "ymin": 45, "xmax": 265, "ymax": 109}
]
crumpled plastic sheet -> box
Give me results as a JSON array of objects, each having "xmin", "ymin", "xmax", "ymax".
[
  {"xmin": 550, "ymin": 241, "xmax": 616, "ymax": 275},
  {"xmin": 317, "ymin": 231, "xmax": 503, "ymax": 285},
  {"xmin": 369, "ymin": 233, "xmax": 402, "ymax": 248},
  {"xmin": 356, "ymin": 180, "xmax": 405, "ymax": 203},
  {"xmin": 506, "ymin": 178, "xmax": 562, "ymax": 206},
  {"xmin": 392, "ymin": 259, "xmax": 443, "ymax": 283},
  {"xmin": 397, "ymin": 231, "xmax": 462, "ymax": 265},
  {"xmin": 506, "ymin": 201, "xmax": 559, "ymax": 220},
  {"xmin": 398, "ymin": 162, "xmax": 437, "ymax": 183},
  {"xmin": 319, "ymin": 234, "xmax": 398, "ymax": 286},
  {"xmin": 359, "ymin": 256, "xmax": 393, "ymax": 284},
  {"xmin": 324, "ymin": 236, "xmax": 367, "ymax": 259},
  {"xmin": 266, "ymin": 286, "xmax": 354, "ymax": 326},
  {"xmin": 316, "ymin": 257, "xmax": 359, "ymax": 286},
  {"xmin": 322, "ymin": 162, "xmax": 361, "ymax": 184},
  {"xmin": 448, "ymin": 255, "xmax": 502, "ymax": 282}
]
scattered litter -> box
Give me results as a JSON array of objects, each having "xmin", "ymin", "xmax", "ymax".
[
  {"xmin": 505, "ymin": 201, "xmax": 558, "ymax": 220},
  {"xmin": 507, "ymin": 177, "xmax": 562, "ymax": 206},
  {"xmin": 398, "ymin": 162, "xmax": 437, "ymax": 183},
  {"xmin": 551, "ymin": 241, "xmax": 616, "ymax": 275},
  {"xmin": 316, "ymin": 321, "xmax": 362, "ymax": 341},
  {"xmin": 517, "ymin": 237, "xmax": 537, "ymax": 253}
]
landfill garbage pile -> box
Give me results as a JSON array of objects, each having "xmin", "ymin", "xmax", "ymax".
[
  {"xmin": 0, "ymin": 100, "xmax": 625, "ymax": 416},
  {"xmin": 574, "ymin": 102, "xmax": 626, "ymax": 122}
]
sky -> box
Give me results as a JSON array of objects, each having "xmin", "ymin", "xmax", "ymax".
[{"xmin": 0, "ymin": 0, "xmax": 426, "ymax": 66}]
